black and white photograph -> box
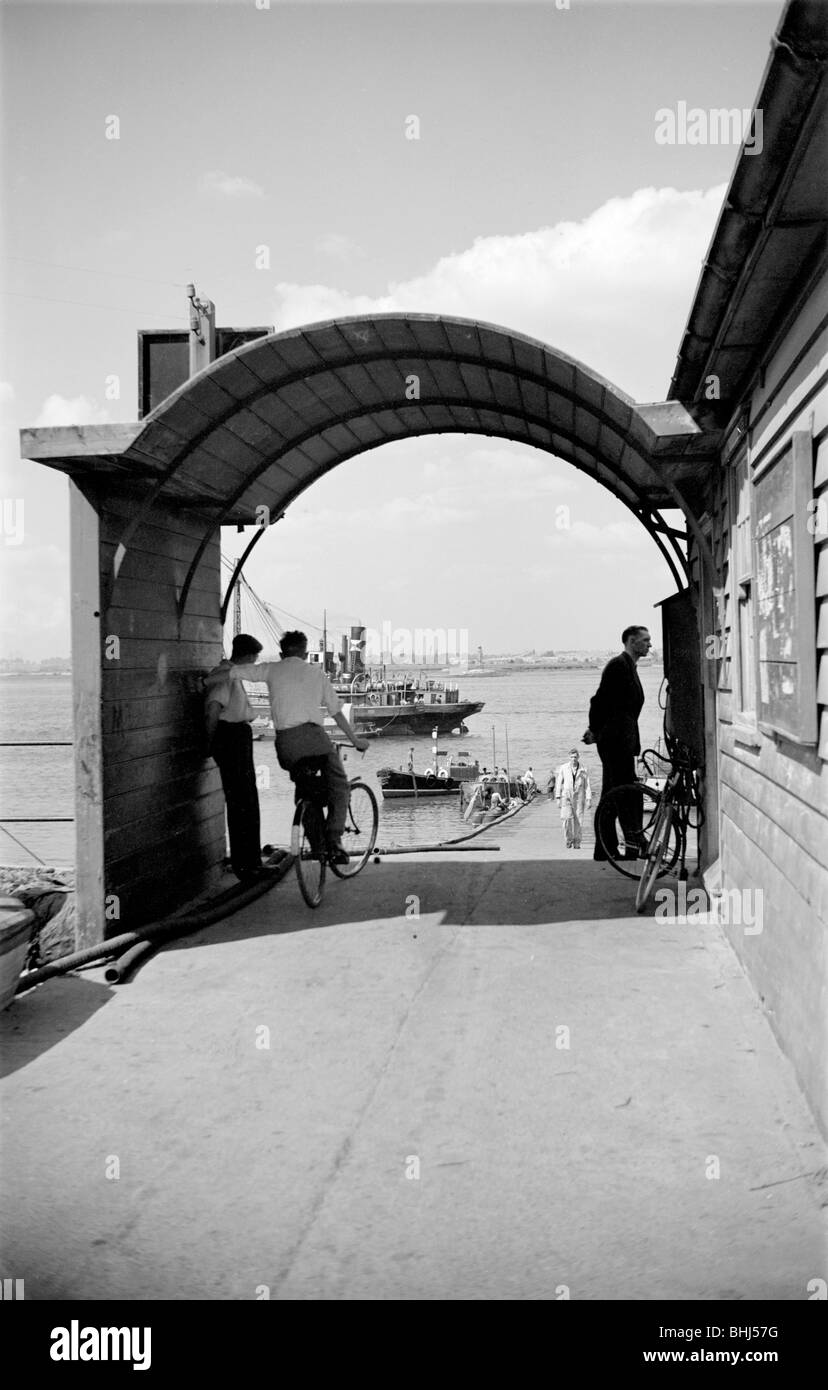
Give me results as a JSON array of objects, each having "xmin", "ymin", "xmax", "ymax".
[{"xmin": 0, "ymin": 0, "xmax": 826, "ymax": 1344}]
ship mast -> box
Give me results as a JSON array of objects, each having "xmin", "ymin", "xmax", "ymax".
[{"xmin": 233, "ymin": 578, "xmax": 242, "ymax": 639}]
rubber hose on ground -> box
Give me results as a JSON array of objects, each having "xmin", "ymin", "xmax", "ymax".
[{"xmin": 17, "ymin": 853, "xmax": 293, "ymax": 993}]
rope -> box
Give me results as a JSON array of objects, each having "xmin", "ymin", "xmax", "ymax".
[{"xmin": 0, "ymin": 824, "xmax": 46, "ymax": 864}]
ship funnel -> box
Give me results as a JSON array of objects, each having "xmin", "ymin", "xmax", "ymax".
[{"xmin": 349, "ymin": 625, "xmax": 366, "ymax": 675}]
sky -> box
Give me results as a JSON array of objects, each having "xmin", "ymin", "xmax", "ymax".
[{"xmin": 0, "ymin": 0, "xmax": 783, "ymax": 659}]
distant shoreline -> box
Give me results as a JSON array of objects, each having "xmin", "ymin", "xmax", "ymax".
[{"xmin": 0, "ymin": 660, "xmax": 662, "ymax": 678}]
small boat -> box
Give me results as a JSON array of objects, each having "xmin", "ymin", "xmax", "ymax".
[
  {"xmin": 376, "ymin": 749, "xmax": 480, "ymax": 800},
  {"xmin": 460, "ymin": 771, "xmax": 534, "ymax": 824}
]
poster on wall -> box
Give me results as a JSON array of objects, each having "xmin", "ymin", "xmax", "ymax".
[{"xmin": 753, "ymin": 432, "xmax": 818, "ymax": 744}]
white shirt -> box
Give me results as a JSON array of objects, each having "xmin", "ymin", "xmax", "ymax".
[
  {"xmin": 205, "ymin": 660, "xmax": 255, "ymax": 723},
  {"xmin": 230, "ymin": 657, "xmax": 341, "ymax": 731}
]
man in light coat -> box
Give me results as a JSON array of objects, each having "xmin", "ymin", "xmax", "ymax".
[{"xmin": 554, "ymin": 748, "xmax": 592, "ymax": 849}]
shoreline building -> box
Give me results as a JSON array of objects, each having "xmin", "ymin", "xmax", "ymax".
[{"xmin": 670, "ymin": 0, "xmax": 828, "ymax": 1134}]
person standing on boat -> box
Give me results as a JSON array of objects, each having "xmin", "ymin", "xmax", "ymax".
[
  {"xmin": 205, "ymin": 634, "xmax": 264, "ymax": 882},
  {"xmin": 210, "ymin": 630, "xmax": 369, "ymax": 864},
  {"xmin": 554, "ymin": 749, "xmax": 592, "ymax": 849},
  {"xmin": 583, "ymin": 625, "xmax": 651, "ymax": 861}
]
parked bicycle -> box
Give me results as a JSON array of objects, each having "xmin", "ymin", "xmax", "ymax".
[
  {"xmin": 595, "ymin": 732, "xmax": 704, "ymax": 912},
  {"xmin": 290, "ymin": 747, "xmax": 379, "ymax": 908}
]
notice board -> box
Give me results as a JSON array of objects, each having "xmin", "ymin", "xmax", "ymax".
[
  {"xmin": 137, "ymin": 328, "xmax": 272, "ymax": 418},
  {"xmin": 657, "ymin": 588, "xmax": 703, "ymax": 764},
  {"xmin": 752, "ymin": 431, "xmax": 817, "ymax": 744}
]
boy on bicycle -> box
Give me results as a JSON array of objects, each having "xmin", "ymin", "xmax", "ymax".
[{"xmin": 207, "ymin": 630, "xmax": 369, "ymax": 865}]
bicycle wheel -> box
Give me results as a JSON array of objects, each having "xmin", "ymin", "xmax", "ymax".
[
  {"xmin": 596, "ymin": 784, "xmax": 680, "ymax": 880},
  {"xmin": 328, "ymin": 780, "xmax": 379, "ymax": 879},
  {"xmin": 635, "ymin": 800, "xmax": 674, "ymax": 912},
  {"xmin": 292, "ymin": 799, "xmax": 326, "ymax": 907}
]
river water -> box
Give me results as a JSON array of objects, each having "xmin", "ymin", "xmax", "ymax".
[{"xmin": 0, "ymin": 664, "xmax": 667, "ymax": 865}]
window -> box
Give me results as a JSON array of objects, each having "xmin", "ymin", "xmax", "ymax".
[{"xmin": 751, "ymin": 432, "xmax": 818, "ymax": 745}]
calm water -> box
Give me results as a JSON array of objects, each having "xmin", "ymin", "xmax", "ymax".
[
  {"xmin": 0, "ymin": 664, "xmax": 666, "ymax": 865},
  {"xmin": 0, "ymin": 674, "xmax": 74, "ymax": 865}
]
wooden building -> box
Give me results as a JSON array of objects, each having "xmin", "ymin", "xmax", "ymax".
[{"xmin": 671, "ymin": 0, "xmax": 828, "ymax": 1133}]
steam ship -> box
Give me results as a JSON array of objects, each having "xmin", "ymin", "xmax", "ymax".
[{"xmin": 221, "ymin": 573, "xmax": 484, "ymax": 737}]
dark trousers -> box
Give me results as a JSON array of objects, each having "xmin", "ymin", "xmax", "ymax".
[
  {"xmin": 275, "ymin": 723, "xmax": 350, "ymax": 839},
  {"xmin": 594, "ymin": 739, "xmax": 642, "ymax": 860},
  {"xmin": 213, "ymin": 722, "xmax": 261, "ymax": 876}
]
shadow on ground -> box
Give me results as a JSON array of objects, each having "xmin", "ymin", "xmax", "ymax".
[{"xmin": 0, "ymin": 975, "xmax": 112, "ymax": 1076}]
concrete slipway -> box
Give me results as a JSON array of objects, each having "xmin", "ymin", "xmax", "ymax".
[{"xmin": 1, "ymin": 798, "xmax": 825, "ymax": 1301}]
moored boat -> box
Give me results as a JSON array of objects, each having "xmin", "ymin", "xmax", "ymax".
[
  {"xmin": 460, "ymin": 770, "xmax": 536, "ymax": 824},
  {"xmin": 338, "ymin": 670, "xmax": 483, "ymax": 736},
  {"xmin": 377, "ymin": 748, "xmax": 480, "ymax": 800}
]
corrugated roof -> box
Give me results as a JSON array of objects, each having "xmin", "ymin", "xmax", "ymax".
[{"xmin": 669, "ymin": 0, "xmax": 828, "ymax": 411}]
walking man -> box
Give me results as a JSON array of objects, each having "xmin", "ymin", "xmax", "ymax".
[
  {"xmin": 205, "ymin": 633, "xmax": 264, "ymax": 881},
  {"xmin": 554, "ymin": 748, "xmax": 592, "ymax": 849},
  {"xmin": 583, "ymin": 625, "xmax": 651, "ymax": 861}
]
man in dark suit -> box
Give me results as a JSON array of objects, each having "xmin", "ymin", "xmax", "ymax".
[
  {"xmin": 583, "ymin": 625, "xmax": 652, "ymax": 861},
  {"xmin": 205, "ymin": 633, "xmax": 264, "ymax": 881}
]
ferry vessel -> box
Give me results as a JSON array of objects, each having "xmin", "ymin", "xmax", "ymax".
[{"xmin": 376, "ymin": 749, "xmax": 480, "ymax": 800}]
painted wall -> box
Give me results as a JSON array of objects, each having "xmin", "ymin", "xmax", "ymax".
[
  {"xmin": 708, "ymin": 263, "xmax": 828, "ymax": 1134},
  {"xmin": 72, "ymin": 483, "xmax": 226, "ymax": 941}
]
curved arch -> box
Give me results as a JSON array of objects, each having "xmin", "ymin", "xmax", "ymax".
[{"xmin": 109, "ymin": 314, "xmax": 703, "ymax": 615}]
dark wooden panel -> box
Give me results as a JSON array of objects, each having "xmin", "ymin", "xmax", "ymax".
[
  {"xmin": 426, "ymin": 360, "xmax": 467, "ymax": 401},
  {"xmin": 457, "ymin": 362, "xmax": 493, "ymax": 403},
  {"xmin": 197, "ymin": 425, "xmax": 266, "ymax": 472},
  {"xmin": 100, "ymin": 524, "xmax": 218, "ymax": 568},
  {"xmin": 245, "ymin": 391, "xmax": 304, "ymax": 442},
  {"xmin": 104, "ymin": 746, "xmax": 220, "ymax": 796},
  {"xmin": 105, "ymin": 769, "xmax": 222, "ymax": 832},
  {"xmin": 101, "ymin": 691, "xmax": 201, "ymax": 736},
  {"xmin": 209, "ymin": 352, "xmax": 268, "ymax": 404},
  {"xmin": 102, "ymin": 489, "xmax": 199, "ymax": 527},
  {"xmin": 100, "ymin": 637, "xmax": 219, "ymax": 670},
  {"xmin": 223, "ymin": 407, "xmax": 281, "ymax": 453},
  {"xmin": 106, "ymin": 825, "xmax": 227, "ymax": 927},
  {"xmin": 103, "ymin": 725, "xmax": 211, "ymax": 764},
  {"xmin": 105, "ymin": 791, "xmax": 224, "ymax": 862},
  {"xmin": 103, "ymin": 572, "xmax": 219, "ymax": 615},
  {"xmin": 104, "ymin": 609, "xmax": 221, "ymax": 643},
  {"xmin": 101, "ymin": 549, "xmax": 219, "ymax": 594}
]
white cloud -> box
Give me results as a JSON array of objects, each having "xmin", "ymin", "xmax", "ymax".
[
  {"xmin": 543, "ymin": 519, "xmax": 646, "ymax": 553},
  {"xmin": 34, "ymin": 395, "xmax": 110, "ymax": 428},
  {"xmin": 199, "ymin": 170, "xmax": 264, "ymax": 199},
  {"xmin": 313, "ymin": 232, "xmax": 362, "ymax": 262},
  {"xmin": 0, "ymin": 543, "xmax": 69, "ymax": 650},
  {"xmin": 271, "ymin": 184, "xmax": 726, "ymax": 401}
]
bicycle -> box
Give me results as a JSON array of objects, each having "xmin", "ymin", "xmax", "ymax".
[
  {"xmin": 595, "ymin": 735, "xmax": 704, "ymax": 912},
  {"xmin": 290, "ymin": 748, "xmax": 379, "ymax": 908}
]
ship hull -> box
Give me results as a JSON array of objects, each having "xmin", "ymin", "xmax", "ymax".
[
  {"xmin": 379, "ymin": 784, "xmax": 460, "ymax": 800},
  {"xmin": 351, "ymin": 700, "xmax": 483, "ymax": 736},
  {"xmin": 377, "ymin": 770, "xmax": 461, "ymax": 799}
]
